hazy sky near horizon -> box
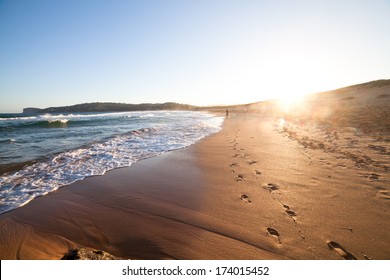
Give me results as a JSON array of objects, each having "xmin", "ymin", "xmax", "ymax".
[{"xmin": 1, "ymin": 0, "xmax": 389, "ymax": 113}]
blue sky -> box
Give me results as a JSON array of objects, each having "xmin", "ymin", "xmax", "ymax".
[{"xmin": 1, "ymin": 0, "xmax": 389, "ymax": 113}]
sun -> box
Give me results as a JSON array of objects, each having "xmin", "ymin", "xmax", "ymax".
[{"xmin": 275, "ymin": 92, "xmax": 308, "ymax": 114}]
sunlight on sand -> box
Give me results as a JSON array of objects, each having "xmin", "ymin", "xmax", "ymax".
[
  {"xmin": 275, "ymin": 93, "xmax": 308, "ymax": 115},
  {"xmin": 278, "ymin": 118, "xmax": 286, "ymax": 131}
]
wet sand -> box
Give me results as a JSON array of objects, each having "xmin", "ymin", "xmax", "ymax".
[{"xmin": 1, "ymin": 81, "xmax": 390, "ymax": 260}]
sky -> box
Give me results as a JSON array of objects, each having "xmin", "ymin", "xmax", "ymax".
[{"xmin": 0, "ymin": 0, "xmax": 389, "ymax": 113}]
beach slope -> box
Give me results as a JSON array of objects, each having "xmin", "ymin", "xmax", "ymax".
[{"xmin": 1, "ymin": 81, "xmax": 389, "ymax": 259}]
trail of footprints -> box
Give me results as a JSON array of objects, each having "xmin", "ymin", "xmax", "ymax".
[
  {"xmin": 262, "ymin": 182, "xmax": 358, "ymax": 257},
  {"xmin": 229, "ymin": 132, "xmax": 293, "ymax": 245},
  {"xmin": 262, "ymin": 183, "xmax": 298, "ymax": 223},
  {"xmin": 229, "ymin": 131, "xmax": 358, "ymax": 258}
]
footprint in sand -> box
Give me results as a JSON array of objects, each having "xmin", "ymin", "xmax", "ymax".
[
  {"xmin": 368, "ymin": 144, "xmax": 387, "ymax": 153},
  {"xmin": 230, "ymin": 163, "xmax": 238, "ymax": 173},
  {"xmin": 364, "ymin": 255, "xmax": 372, "ymax": 260},
  {"xmin": 286, "ymin": 209, "xmax": 297, "ymax": 217},
  {"xmin": 240, "ymin": 194, "xmax": 251, "ymax": 203},
  {"xmin": 283, "ymin": 204, "xmax": 297, "ymax": 218},
  {"xmin": 263, "ymin": 183, "xmax": 279, "ymax": 193},
  {"xmin": 267, "ymin": 227, "xmax": 281, "ymax": 244},
  {"xmin": 376, "ymin": 187, "xmax": 390, "ymax": 200},
  {"xmin": 368, "ymin": 173, "xmax": 380, "ymax": 181},
  {"xmin": 359, "ymin": 172, "xmax": 381, "ymax": 181},
  {"xmin": 248, "ymin": 160, "xmax": 257, "ymax": 165},
  {"xmin": 327, "ymin": 241, "xmax": 357, "ymax": 260},
  {"xmin": 236, "ymin": 174, "xmax": 244, "ymax": 182},
  {"xmin": 255, "ymin": 170, "xmax": 262, "ymax": 175}
]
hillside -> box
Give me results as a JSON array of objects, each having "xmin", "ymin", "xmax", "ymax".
[{"xmin": 23, "ymin": 102, "xmax": 197, "ymax": 114}]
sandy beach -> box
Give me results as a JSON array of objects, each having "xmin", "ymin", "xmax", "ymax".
[{"xmin": 1, "ymin": 81, "xmax": 390, "ymax": 260}]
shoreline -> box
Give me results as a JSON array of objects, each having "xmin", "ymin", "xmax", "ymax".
[
  {"xmin": 0, "ymin": 110, "xmax": 223, "ymax": 215},
  {"xmin": 0, "ymin": 110, "xmax": 389, "ymax": 259}
]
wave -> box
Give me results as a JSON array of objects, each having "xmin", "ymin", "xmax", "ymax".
[
  {"xmin": 0, "ymin": 112, "xmax": 137, "ymax": 122},
  {"xmin": 0, "ymin": 138, "xmax": 17, "ymax": 144},
  {"xmin": 0, "ymin": 112, "xmax": 144, "ymax": 130},
  {"xmin": 0, "ymin": 116, "xmax": 37, "ymax": 121},
  {"xmin": 140, "ymin": 113, "xmax": 154, "ymax": 118},
  {"xmin": 45, "ymin": 119, "xmax": 69, "ymax": 127},
  {"xmin": 15, "ymin": 119, "xmax": 70, "ymax": 128}
]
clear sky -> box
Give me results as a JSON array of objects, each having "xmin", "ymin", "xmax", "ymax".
[{"xmin": 1, "ymin": 0, "xmax": 389, "ymax": 113}]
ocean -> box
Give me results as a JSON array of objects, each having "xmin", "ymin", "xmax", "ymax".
[{"xmin": 0, "ymin": 111, "xmax": 223, "ymax": 214}]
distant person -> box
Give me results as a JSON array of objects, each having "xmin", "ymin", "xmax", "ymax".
[{"xmin": 226, "ymin": 109, "xmax": 229, "ymax": 116}]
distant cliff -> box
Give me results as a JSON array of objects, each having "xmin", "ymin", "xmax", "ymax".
[
  {"xmin": 23, "ymin": 102, "xmax": 197, "ymax": 114},
  {"xmin": 23, "ymin": 107, "xmax": 42, "ymax": 114}
]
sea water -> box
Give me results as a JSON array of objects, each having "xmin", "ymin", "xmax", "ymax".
[{"xmin": 0, "ymin": 111, "xmax": 223, "ymax": 214}]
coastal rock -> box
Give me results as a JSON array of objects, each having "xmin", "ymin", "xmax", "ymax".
[{"xmin": 61, "ymin": 248, "xmax": 122, "ymax": 260}]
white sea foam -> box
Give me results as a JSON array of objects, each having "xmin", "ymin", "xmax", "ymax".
[
  {"xmin": 48, "ymin": 119, "xmax": 69, "ymax": 124},
  {"xmin": 140, "ymin": 113, "xmax": 154, "ymax": 118},
  {"xmin": 0, "ymin": 111, "xmax": 223, "ymax": 214},
  {"xmin": 0, "ymin": 116, "xmax": 37, "ymax": 121},
  {"xmin": 0, "ymin": 111, "xmax": 134, "ymax": 123}
]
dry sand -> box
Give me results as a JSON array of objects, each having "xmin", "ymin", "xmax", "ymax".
[{"xmin": 0, "ymin": 80, "xmax": 389, "ymax": 259}]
